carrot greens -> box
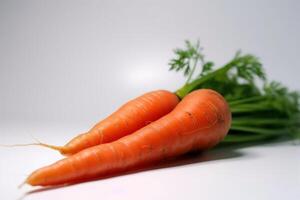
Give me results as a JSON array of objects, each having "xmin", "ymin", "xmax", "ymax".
[{"xmin": 170, "ymin": 40, "xmax": 300, "ymax": 143}]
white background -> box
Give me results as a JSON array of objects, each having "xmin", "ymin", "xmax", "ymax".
[{"xmin": 0, "ymin": 0, "xmax": 299, "ymax": 199}]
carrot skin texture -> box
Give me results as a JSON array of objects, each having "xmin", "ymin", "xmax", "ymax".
[
  {"xmin": 61, "ymin": 90, "xmax": 179, "ymax": 155},
  {"xmin": 27, "ymin": 89, "xmax": 231, "ymax": 186}
]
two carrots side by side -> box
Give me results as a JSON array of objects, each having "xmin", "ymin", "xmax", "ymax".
[
  {"xmin": 26, "ymin": 89, "xmax": 231, "ymax": 186},
  {"xmin": 53, "ymin": 90, "xmax": 180, "ymax": 155}
]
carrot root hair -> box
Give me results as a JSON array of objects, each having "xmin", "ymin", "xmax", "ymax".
[{"xmin": 0, "ymin": 138, "xmax": 65, "ymax": 153}]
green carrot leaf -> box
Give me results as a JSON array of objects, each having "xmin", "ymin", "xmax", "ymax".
[{"xmin": 170, "ymin": 40, "xmax": 300, "ymax": 143}]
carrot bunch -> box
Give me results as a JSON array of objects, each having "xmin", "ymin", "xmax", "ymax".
[
  {"xmin": 27, "ymin": 89, "xmax": 231, "ymax": 186},
  {"xmin": 24, "ymin": 40, "xmax": 299, "ymax": 187}
]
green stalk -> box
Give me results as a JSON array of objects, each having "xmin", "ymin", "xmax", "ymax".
[
  {"xmin": 222, "ymin": 134, "xmax": 271, "ymax": 143},
  {"xmin": 185, "ymin": 58, "xmax": 198, "ymax": 84},
  {"xmin": 230, "ymin": 126, "xmax": 288, "ymax": 135},
  {"xmin": 230, "ymin": 106, "xmax": 273, "ymax": 113},
  {"xmin": 231, "ymin": 118, "xmax": 294, "ymax": 126},
  {"xmin": 176, "ymin": 63, "xmax": 232, "ymax": 99},
  {"xmin": 228, "ymin": 96, "xmax": 266, "ymax": 106}
]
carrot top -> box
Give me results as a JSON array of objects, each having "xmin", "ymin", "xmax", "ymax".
[{"xmin": 170, "ymin": 40, "xmax": 300, "ymax": 143}]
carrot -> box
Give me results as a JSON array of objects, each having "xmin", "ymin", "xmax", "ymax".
[
  {"xmin": 26, "ymin": 89, "xmax": 231, "ymax": 186},
  {"xmin": 42, "ymin": 90, "xmax": 179, "ymax": 155}
]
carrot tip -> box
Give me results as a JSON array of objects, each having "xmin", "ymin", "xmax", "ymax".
[
  {"xmin": 37, "ymin": 142, "xmax": 65, "ymax": 152},
  {"xmin": 18, "ymin": 180, "xmax": 26, "ymax": 189}
]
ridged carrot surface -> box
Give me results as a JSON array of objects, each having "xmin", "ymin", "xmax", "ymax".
[
  {"xmin": 55, "ymin": 90, "xmax": 179, "ymax": 155},
  {"xmin": 27, "ymin": 89, "xmax": 231, "ymax": 186}
]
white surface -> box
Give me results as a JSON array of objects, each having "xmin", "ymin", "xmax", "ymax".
[
  {"xmin": 0, "ymin": 123, "xmax": 299, "ymax": 200},
  {"xmin": 1, "ymin": 0, "xmax": 300, "ymax": 199}
]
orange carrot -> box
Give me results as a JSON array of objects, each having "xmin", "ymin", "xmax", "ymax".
[
  {"xmin": 45, "ymin": 90, "xmax": 179, "ymax": 155},
  {"xmin": 27, "ymin": 89, "xmax": 231, "ymax": 186}
]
